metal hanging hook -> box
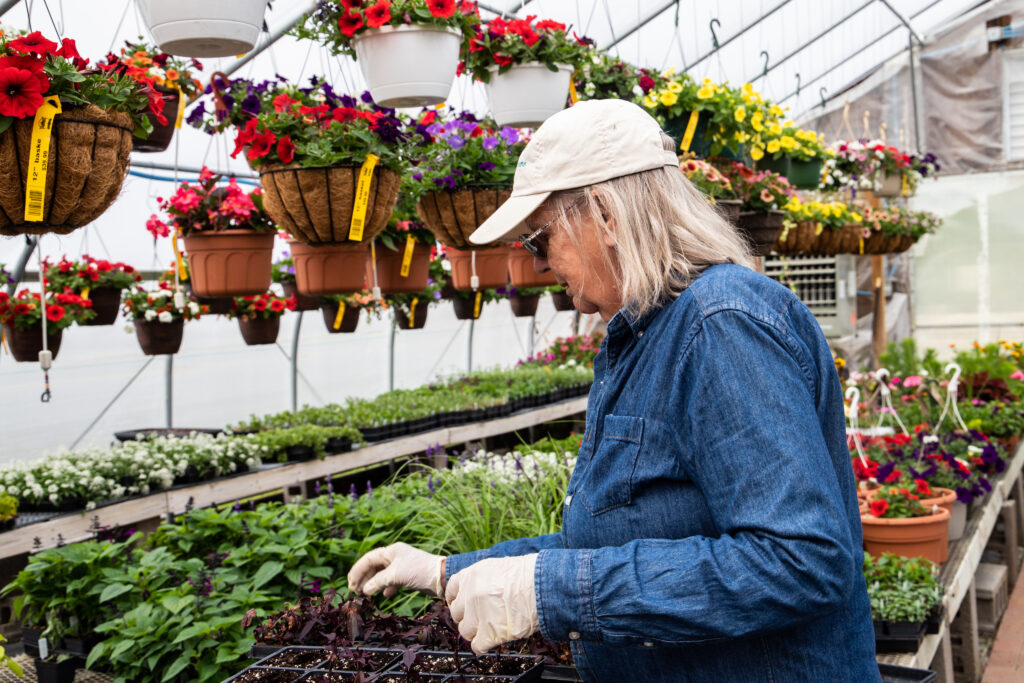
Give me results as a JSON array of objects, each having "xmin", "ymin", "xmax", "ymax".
[
  {"xmin": 794, "ymin": 73, "xmax": 801, "ymax": 95},
  {"xmin": 819, "ymin": 86, "xmax": 828, "ymax": 109},
  {"xmin": 760, "ymin": 50, "xmax": 769, "ymax": 77},
  {"xmin": 709, "ymin": 18, "xmax": 721, "ymax": 50}
]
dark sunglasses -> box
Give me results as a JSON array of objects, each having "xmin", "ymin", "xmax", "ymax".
[{"xmin": 518, "ymin": 195, "xmax": 586, "ymax": 258}]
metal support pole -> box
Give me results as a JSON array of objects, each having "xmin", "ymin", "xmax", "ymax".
[
  {"xmin": 685, "ymin": 0, "xmax": 796, "ymax": 69},
  {"xmin": 6, "ymin": 235, "xmax": 36, "ymax": 296},
  {"xmin": 387, "ymin": 315, "xmax": 397, "ymax": 391},
  {"xmin": 130, "ymin": 160, "xmax": 258, "ymax": 180},
  {"xmin": 290, "ymin": 311, "xmax": 303, "ymax": 412},
  {"xmin": 0, "ymin": 0, "xmax": 21, "ymax": 19},
  {"xmin": 527, "ymin": 316, "xmax": 535, "ymax": 358},
  {"xmin": 908, "ymin": 31, "xmax": 922, "ymax": 153},
  {"xmin": 164, "ymin": 355, "xmax": 173, "ymax": 428},
  {"xmin": 466, "ymin": 319, "xmax": 475, "ymax": 373},
  {"xmin": 221, "ymin": 0, "xmax": 319, "ymax": 77},
  {"xmin": 602, "ymin": 0, "xmax": 677, "ymax": 50},
  {"xmin": 70, "ymin": 358, "xmax": 155, "ymax": 449}
]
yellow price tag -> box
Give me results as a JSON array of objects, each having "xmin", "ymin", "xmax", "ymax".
[
  {"xmin": 0, "ymin": 326, "xmax": 6, "ymax": 355},
  {"xmin": 349, "ymin": 153, "xmax": 380, "ymax": 241},
  {"xmin": 814, "ymin": 222, "xmax": 824, "ymax": 236},
  {"xmin": 568, "ymin": 76, "xmax": 579, "ymax": 105},
  {"xmin": 473, "ymin": 291, "xmax": 482, "ymax": 318},
  {"xmin": 901, "ymin": 173, "xmax": 909, "ymax": 196},
  {"xmin": 408, "ymin": 297, "xmax": 418, "ymax": 328},
  {"xmin": 173, "ymin": 229, "xmax": 189, "ymax": 281},
  {"xmin": 24, "ymin": 95, "xmax": 62, "ymax": 222},
  {"xmin": 80, "ymin": 288, "xmax": 90, "ymax": 300},
  {"xmin": 858, "ymin": 238, "xmax": 865, "ymax": 255},
  {"xmin": 332, "ymin": 300, "xmax": 346, "ymax": 330},
  {"xmin": 399, "ymin": 235, "xmax": 416, "ymax": 277},
  {"xmin": 679, "ymin": 110, "xmax": 700, "ymax": 153},
  {"xmin": 174, "ymin": 85, "xmax": 186, "ymax": 130}
]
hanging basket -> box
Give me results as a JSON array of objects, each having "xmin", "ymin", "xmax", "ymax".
[
  {"xmin": 862, "ymin": 233, "xmax": 915, "ymax": 254},
  {"xmin": 320, "ymin": 300, "xmax": 361, "ymax": 333},
  {"xmin": 736, "ymin": 210, "xmax": 785, "ymax": 256},
  {"xmin": 551, "ymin": 289, "xmax": 574, "ymax": 311},
  {"xmin": 484, "ymin": 62, "xmax": 573, "ymax": 128},
  {"xmin": 136, "ymin": 0, "xmax": 269, "ymax": 57},
  {"xmin": 290, "ymin": 241, "xmax": 368, "ymax": 296},
  {"xmin": 663, "ymin": 109, "xmax": 712, "ymax": 156},
  {"xmin": 281, "ymin": 281, "xmax": 321, "ymax": 311},
  {"xmin": 452, "ymin": 297, "xmax": 482, "ymax": 320},
  {"xmin": 715, "ymin": 199, "xmax": 742, "ymax": 226},
  {"xmin": 876, "ymin": 172, "xmax": 903, "ymax": 198},
  {"xmin": 3, "ymin": 323, "xmax": 62, "ymax": 362},
  {"xmin": 184, "ymin": 282, "xmax": 234, "ymax": 315},
  {"xmin": 258, "ymin": 164, "xmax": 401, "ymax": 245},
  {"xmin": 81, "ymin": 287, "xmax": 122, "ymax": 326},
  {"xmin": 757, "ymin": 157, "xmax": 823, "ymax": 190},
  {"xmin": 394, "ymin": 305, "xmax": 429, "ymax": 329},
  {"xmin": 861, "ymin": 507, "xmax": 950, "ymax": 564},
  {"xmin": 0, "ymin": 105, "xmax": 133, "ymax": 237},
  {"xmin": 134, "ymin": 319, "xmax": 184, "ymax": 356},
  {"xmin": 774, "ymin": 220, "xmax": 820, "ymax": 255},
  {"xmin": 351, "ymin": 25, "xmax": 462, "ymax": 108},
  {"xmin": 509, "ymin": 292, "xmax": 540, "ymax": 317},
  {"xmin": 367, "ymin": 242, "xmax": 432, "ymax": 294},
  {"xmin": 447, "ymin": 246, "xmax": 509, "ymax": 291},
  {"xmin": 416, "ymin": 186, "xmax": 512, "ymax": 249},
  {"xmin": 507, "ymin": 245, "xmax": 557, "ymax": 287},
  {"xmin": 133, "ymin": 85, "xmax": 180, "ymax": 153},
  {"xmin": 183, "ymin": 230, "xmax": 274, "ymax": 297},
  {"xmin": 238, "ymin": 316, "xmax": 280, "ymax": 346}
]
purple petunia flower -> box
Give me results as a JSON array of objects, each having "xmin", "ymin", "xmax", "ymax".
[
  {"xmin": 360, "ymin": 91, "xmax": 375, "ymax": 104},
  {"xmin": 446, "ymin": 133, "xmax": 465, "ymax": 150},
  {"xmin": 240, "ymin": 93, "xmax": 261, "ymax": 116},
  {"xmin": 412, "ymin": 172, "xmax": 423, "ymax": 181},
  {"xmin": 478, "ymin": 161, "xmax": 495, "ymax": 171},
  {"xmin": 482, "ymin": 136, "xmax": 499, "ymax": 151},
  {"xmin": 499, "ymin": 127, "xmax": 520, "ymax": 145},
  {"xmin": 186, "ymin": 101, "xmax": 206, "ymax": 128},
  {"xmin": 426, "ymin": 123, "xmax": 443, "ymax": 136}
]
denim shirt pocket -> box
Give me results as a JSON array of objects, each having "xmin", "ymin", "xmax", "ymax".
[{"xmin": 578, "ymin": 414, "xmax": 645, "ymax": 515}]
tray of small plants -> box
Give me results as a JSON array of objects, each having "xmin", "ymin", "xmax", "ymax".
[{"xmin": 233, "ymin": 593, "xmax": 568, "ymax": 683}]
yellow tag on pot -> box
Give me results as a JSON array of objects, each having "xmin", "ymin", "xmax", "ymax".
[
  {"xmin": 901, "ymin": 173, "xmax": 909, "ymax": 196},
  {"xmin": 568, "ymin": 76, "xmax": 579, "ymax": 105},
  {"xmin": 859, "ymin": 238, "xmax": 865, "ymax": 255},
  {"xmin": 174, "ymin": 85, "xmax": 186, "ymax": 130},
  {"xmin": 173, "ymin": 229, "xmax": 189, "ymax": 281},
  {"xmin": 80, "ymin": 288, "xmax": 90, "ymax": 300},
  {"xmin": 680, "ymin": 110, "xmax": 700, "ymax": 153},
  {"xmin": 24, "ymin": 96, "xmax": 62, "ymax": 222},
  {"xmin": 332, "ymin": 301, "xmax": 346, "ymax": 330},
  {"xmin": 408, "ymin": 297, "xmax": 418, "ymax": 328},
  {"xmin": 814, "ymin": 222, "xmax": 824, "ymax": 236},
  {"xmin": 473, "ymin": 291, "xmax": 482, "ymax": 318},
  {"xmin": 349, "ymin": 153, "xmax": 380, "ymax": 242},
  {"xmin": 0, "ymin": 327, "xmax": 6, "ymax": 355},
  {"xmin": 400, "ymin": 235, "xmax": 416, "ymax": 277}
]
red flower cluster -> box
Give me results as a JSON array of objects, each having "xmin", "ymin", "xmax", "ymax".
[
  {"xmin": 0, "ymin": 32, "xmax": 83, "ymax": 119},
  {"xmin": 869, "ymin": 499, "xmax": 888, "ymax": 517},
  {"xmin": 0, "ymin": 288, "xmax": 92, "ymax": 328},
  {"xmin": 336, "ymin": 0, "xmax": 475, "ymax": 37},
  {"xmin": 231, "ymin": 292, "xmax": 296, "ymax": 319}
]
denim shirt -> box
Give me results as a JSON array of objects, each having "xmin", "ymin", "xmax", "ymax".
[{"xmin": 446, "ymin": 264, "xmax": 880, "ymax": 683}]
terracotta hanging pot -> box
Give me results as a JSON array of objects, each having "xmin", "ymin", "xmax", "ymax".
[
  {"xmin": 290, "ymin": 241, "xmax": 368, "ymax": 296},
  {"xmin": 4, "ymin": 323, "xmax": 62, "ymax": 362},
  {"xmin": 715, "ymin": 199, "xmax": 742, "ymax": 226},
  {"xmin": 550, "ymin": 289, "xmax": 575, "ymax": 311},
  {"xmin": 134, "ymin": 319, "xmax": 184, "ymax": 356},
  {"xmin": 282, "ymin": 281, "xmax": 321, "ymax": 312},
  {"xmin": 320, "ymin": 300, "xmax": 361, "ymax": 333},
  {"xmin": 736, "ymin": 210, "xmax": 785, "ymax": 256},
  {"xmin": 366, "ymin": 242, "xmax": 432, "ymax": 294},
  {"xmin": 132, "ymin": 85, "xmax": 180, "ymax": 153},
  {"xmin": 507, "ymin": 245, "xmax": 557, "ymax": 287},
  {"xmin": 509, "ymin": 292, "xmax": 540, "ymax": 317},
  {"xmin": 447, "ymin": 246, "xmax": 509, "ymax": 291},
  {"xmin": 416, "ymin": 186, "xmax": 512, "ymax": 248},
  {"xmin": 238, "ymin": 316, "xmax": 280, "ymax": 346},
  {"xmin": 81, "ymin": 287, "xmax": 122, "ymax": 326},
  {"xmin": 394, "ymin": 304, "xmax": 429, "ymax": 329},
  {"xmin": 452, "ymin": 296, "xmax": 482, "ymax": 320},
  {"xmin": 183, "ymin": 230, "xmax": 274, "ymax": 297},
  {"xmin": 259, "ymin": 164, "xmax": 401, "ymax": 244},
  {"xmin": 0, "ymin": 105, "xmax": 133, "ymax": 237},
  {"xmin": 861, "ymin": 506, "xmax": 950, "ymax": 564}
]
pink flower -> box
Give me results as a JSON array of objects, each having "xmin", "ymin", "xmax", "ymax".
[
  {"xmin": 146, "ymin": 215, "xmax": 170, "ymax": 239},
  {"xmin": 170, "ymin": 189, "xmax": 201, "ymax": 212},
  {"xmin": 903, "ymin": 375, "xmax": 922, "ymax": 387},
  {"xmin": 1011, "ymin": 370, "xmax": 1024, "ymax": 380}
]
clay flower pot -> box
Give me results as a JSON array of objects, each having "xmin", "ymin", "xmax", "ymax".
[
  {"xmin": 861, "ymin": 506, "xmax": 950, "ymax": 564},
  {"xmin": 550, "ymin": 289, "xmax": 575, "ymax": 311},
  {"xmin": 736, "ymin": 210, "xmax": 785, "ymax": 256},
  {"xmin": 4, "ymin": 323, "xmax": 62, "ymax": 362},
  {"xmin": 290, "ymin": 241, "xmax": 368, "ymax": 296},
  {"xmin": 81, "ymin": 287, "xmax": 122, "ymax": 326},
  {"xmin": 509, "ymin": 292, "xmax": 540, "ymax": 317},
  {"xmin": 134, "ymin": 319, "xmax": 184, "ymax": 356},
  {"xmin": 320, "ymin": 301, "xmax": 360, "ymax": 333},
  {"xmin": 238, "ymin": 316, "xmax": 280, "ymax": 346},
  {"xmin": 394, "ymin": 305, "xmax": 429, "ymax": 329},
  {"xmin": 366, "ymin": 242, "xmax": 432, "ymax": 294},
  {"xmin": 920, "ymin": 487, "xmax": 957, "ymax": 516},
  {"xmin": 507, "ymin": 245, "xmax": 557, "ymax": 287},
  {"xmin": 416, "ymin": 186, "xmax": 512, "ymax": 248},
  {"xmin": 183, "ymin": 229, "xmax": 274, "ymax": 297},
  {"xmin": 447, "ymin": 246, "xmax": 508, "ymax": 291},
  {"xmin": 133, "ymin": 85, "xmax": 180, "ymax": 153}
]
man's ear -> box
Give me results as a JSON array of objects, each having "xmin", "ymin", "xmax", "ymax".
[{"xmin": 591, "ymin": 190, "xmax": 616, "ymax": 248}]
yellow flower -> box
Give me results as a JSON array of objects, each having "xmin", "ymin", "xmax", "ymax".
[
  {"xmin": 851, "ymin": 212, "xmax": 863, "ymax": 222},
  {"xmin": 741, "ymin": 83, "xmax": 754, "ymax": 95},
  {"xmin": 643, "ymin": 94, "xmax": 658, "ymax": 109},
  {"xmin": 663, "ymin": 67, "xmax": 677, "ymax": 77},
  {"xmin": 659, "ymin": 90, "xmax": 678, "ymax": 107},
  {"xmin": 734, "ymin": 131, "xmax": 750, "ymax": 143},
  {"xmin": 770, "ymin": 105, "xmax": 784, "ymax": 117},
  {"xmin": 696, "ymin": 85, "xmax": 715, "ymax": 99},
  {"xmin": 750, "ymin": 145, "xmax": 764, "ymax": 161},
  {"xmin": 779, "ymin": 135, "xmax": 796, "ymax": 150},
  {"xmin": 734, "ymin": 106, "xmax": 746, "ymax": 122},
  {"xmin": 667, "ymin": 81, "xmax": 683, "ymax": 93},
  {"xmin": 750, "ymin": 112, "xmax": 764, "ymax": 132},
  {"xmin": 769, "ymin": 122, "xmax": 783, "ymax": 136},
  {"xmin": 766, "ymin": 139, "xmax": 781, "ymax": 154},
  {"xmin": 834, "ymin": 357, "xmax": 846, "ymax": 368}
]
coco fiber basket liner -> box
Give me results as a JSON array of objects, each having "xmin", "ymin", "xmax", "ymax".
[
  {"xmin": 416, "ymin": 185, "xmax": 512, "ymax": 249},
  {"xmin": 0, "ymin": 104, "xmax": 133, "ymax": 236},
  {"xmin": 258, "ymin": 164, "xmax": 401, "ymax": 244}
]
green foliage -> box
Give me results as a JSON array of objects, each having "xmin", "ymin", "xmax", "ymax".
[
  {"xmin": 863, "ymin": 553, "xmax": 943, "ymax": 623},
  {"xmin": 878, "ymin": 338, "xmax": 942, "ymax": 378},
  {"xmin": 0, "ymin": 493, "xmax": 17, "ymax": 521},
  {"xmin": 250, "ymin": 425, "xmax": 363, "ymax": 462}
]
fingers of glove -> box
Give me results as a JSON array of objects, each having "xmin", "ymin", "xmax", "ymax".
[
  {"xmin": 383, "ymin": 585, "xmax": 398, "ymax": 599},
  {"xmin": 470, "ymin": 634, "xmax": 494, "ymax": 655},
  {"xmin": 445, "ymin": 572, "xmax": 465, "ymax": 621},
  {"xmin": 362, "ymin": 565, "xmax": 398, "ymax": 597},
  {"xmin": 347, "ymin": 545, "xmax": 395, "ymax": 593}
]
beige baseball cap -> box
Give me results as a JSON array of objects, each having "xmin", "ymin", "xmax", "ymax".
[{"xmin": 469, "ymin": 99, "xmax": 679, "ymax": 245}]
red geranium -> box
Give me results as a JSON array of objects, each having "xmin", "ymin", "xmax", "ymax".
[
  {"xmin": 639, "ymin": 75, "xmax": 656, "ymax": 93},
  {"xmin": 0, "ymin": 67, "xmax": 45, "ymax": 119},
  {"xmin": 365, "ymin": 0, "xmax": 392, "ymax": 28},
  {"xmin": 45, "ymin": 304, "xmax": 65, "ymax": 322},
  {"xmin": 8, "ymin": 31, "xmax": 60, "ymax": 57},
  {"xmin": 276, "ymin": 135, "xmax": 295, "ymax": 164},
  {"xmin": 338, "ymin": 12, "xmax": 364, "ymax": 37},
  {"xmin": 426, "ymin": 0, "xmax": 456, "ymax": 18},
  {"xmin": 869, "ymin": 499, "xmax": 889, "ymax": 517}
]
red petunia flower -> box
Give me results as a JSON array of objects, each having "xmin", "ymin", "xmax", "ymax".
[
  {"xmin": 914, "ymin": 479, "xmax": 933, "ymax": 496},
  {"xmin": 419, "ymin": 110, "xmax": 437, "ymax": 125},
  {"xmin": 276, "ymin": 135, "xmax": 295, "ymax": 164},
  {"xmin": 12, "ymin": 303, "xmax": 30, "ymax": 315},
  {"xmin": 0, "ymin": 55, "xmax": 49, "ymax": 93},
  {"xmin": 365, "ymin": 0, "xmax": 392, "ymax": 28},
  {"xmin": 340, "ymin": 0, "xmax": 363, "ymax": 8},
  {"xmin": 338, "ymin": 11, "xmax": 364, "ymax": 38},
  {"xmin": 246, "ymin": 129, "xmax": 277, "ymax": 161},
  {"xmin": 520, "ymin": 29, "xmax": 540, "ymax": 47},
  {"xmin": 493, "ymin": 53, "xmax": 514, "ymax": 67},
  {"xmin": 45, "ymin": 304, "xmax": 65, "ymax": 322},
  {"xmin": 0, "ymin": 67, "xmax": 45, "ymax": 119},
  {"xmin": 272, "ymin": 92, "xmax": 299, "ymax": 114},
  {"xmin": 427, "ymin": 0, "xmax": 456, "ymax": 18},
  {"xmin": 869, "ymin": 499, "xmax": 888, "ymax": 517},
  {"xmin": 252, "ymin": 298, "xmax": 268, "ymax": 311},
  {"xmin": 639, "ymin": 75, "xmax": 655, "ymax": 93},
  {"xmin": 56, "ymin": 38, "xmax": 88, "ymax": 69},
  {"xmin": 231, "ymin": 119, "xmax": 260, "ymax": 158},
  {"xmin": 535, "ymin": 19, "xmax": 566, "ymax": 32},
  {"xmin": 8, "ymin": 31, "xmax": 60, "ymax": 57},
  {"xmin": 269, "ymin": 298, "xmax": 285, "ymax": 312},
  {"xmin": 458, "ymin": 0, "xmax": 478, "ymax": 14}
]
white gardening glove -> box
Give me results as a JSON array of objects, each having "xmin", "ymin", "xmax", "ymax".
[
  {"xmin": 445, "ymin": 554, "xmax": 540, "ymax": 654},
  {"xmin": 347, "ymin": 542, "xmax": 445, "ymax": 599}
]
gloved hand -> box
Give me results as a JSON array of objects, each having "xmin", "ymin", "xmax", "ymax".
[
  {"xmin": 347, "ymin": 542, "xmax": 445, "ymax": 599},
  {"xmin": 445, "ymin": 554, "xmax": 540, "ymax": 654}
]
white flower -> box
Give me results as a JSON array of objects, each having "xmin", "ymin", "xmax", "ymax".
[
  {"xmin": 188, "ymin": 302, "xmax": 199, "ymax": 315},
  {"xmin": 157, "ymin": 310, "xmax": 173, "ymax": 323},
  {"xmin": 144, "ymin": 309, "xmax": 157, "ymax": 321}
]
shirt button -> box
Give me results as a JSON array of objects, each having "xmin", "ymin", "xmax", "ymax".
[
  {"xmin": 564, "ymin": 494, "xmax": 572, "ymax": 507},
  {"xmin": 643, "ymin": 641, "xmax": 654, "ymax": 647},
  {"xmin": 638, "ymin": 330, "xmax": 644, "ymax": 338},
  {"xmin": 569, "ymin": 631, "xmax": 581, "ymax": 640}
]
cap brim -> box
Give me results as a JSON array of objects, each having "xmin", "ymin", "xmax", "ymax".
[{"xmin": 468, "ymin": 192, "xmax": 551, "ymax": 245}]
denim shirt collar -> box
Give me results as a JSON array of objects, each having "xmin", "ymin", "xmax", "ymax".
[{"xmin": 602, "ymin": 299, "xmax": 670, "ymax": 369}]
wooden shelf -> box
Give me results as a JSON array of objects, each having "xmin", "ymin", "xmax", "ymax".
[{"xmin": 0, "ymin": 397, "xmax": 588, "ymax": 559}]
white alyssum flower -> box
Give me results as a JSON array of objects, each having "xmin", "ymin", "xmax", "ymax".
[
  {"xmin": 157, "ymin": 310, "xmax": 173, "ymax": 323},
  {"xmin": 144, "ymin": 309, "xmax": 157, "ymax": 321}
]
